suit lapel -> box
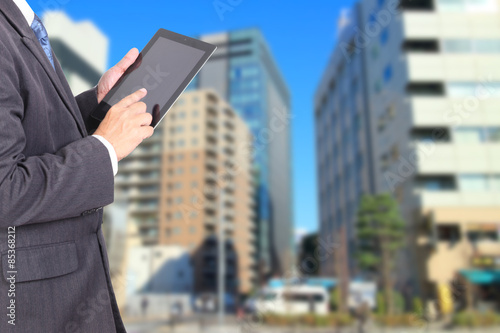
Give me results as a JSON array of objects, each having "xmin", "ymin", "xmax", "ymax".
[{"xmin": 0, "ymin": 1, "xmax": 87, "ymax": 137}]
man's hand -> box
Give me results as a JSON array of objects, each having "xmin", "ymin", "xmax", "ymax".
[
  {"xmin": 97, "ymin": 48, "xmax": 139, "ymax": 104},
  {"xmin": 93, "ymin": 89, "xmax": 154, "ymax": 161}
]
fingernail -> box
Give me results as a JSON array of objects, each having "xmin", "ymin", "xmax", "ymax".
[{"xmin": 140, "ymin": 88, "xmax": 147, "ymax": 94}]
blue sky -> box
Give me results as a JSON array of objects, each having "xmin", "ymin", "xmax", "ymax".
[{"xmin": 32, "ymin": 0, "xmax": 356, "ymax": 235}]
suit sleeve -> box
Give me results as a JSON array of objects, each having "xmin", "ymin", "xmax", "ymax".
[
  {"xmin": 0, "ymin": 47, "xmax": 114, "ymax": 227},
  {"xmin": 75, "ymin": 86, "xmax": 101, "ymax": 134}
]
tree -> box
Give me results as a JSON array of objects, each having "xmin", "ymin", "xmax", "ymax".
[{"xmin": 356, "ymin": 193, "xmax": 406, "ymax": 315}]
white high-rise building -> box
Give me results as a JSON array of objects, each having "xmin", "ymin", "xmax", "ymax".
[
  {"xmin": 316, "ymin": 0, "xmax": 500, "ymax": 308},
  {"xmin": 43, "ymin": 11, "xmax": 109, "ymax": 95}
]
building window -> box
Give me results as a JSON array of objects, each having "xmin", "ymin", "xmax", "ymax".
[
  {"xmin": 403, "ymin": 39, "xmax": 439, "ymax": 52},
  {"xmin": 412, "ymin": 127, "xmax": 451, "ymax": 142},
  {"xmin": 416, "ymin": 175, "xmax": 456, "ymax": 191},
  {"xmin": 437, "ymin": 0, "xmax": 497, "ymax": 12},
  {"xmin": 453, "ymin": 127, "xmax": 485, "ymax": 143},
  {"xmin": 190, "ymin": 226, "xmax": 196, "ymax": 234},
  {"xmin": 437, "ymin": 224, "xmax": 461, "ymax": 242},
  {"xmin": 380, "ymin": 28, "xmax": 389, "ymax": 45},
  {"xmin": 458, "ymin": 174, "xmax": 489, "ymax": 191},
  {"xmin": 442, "ymin": 39, "xmax": 472, "ymax": 53},
  {"xmin": 191, "ymin": 167, "xmax": 198, "ymax": 174},
  {"xmin": 193, "ymin": 110, "xmax": 199, "ymax": 117},
  {"xmin": 192, "ymin": 152, "xmax": 199, "ymax": 159},
  {"xmin": 400, "ymin": 0, "xmax": 434, "ymax": 10},
  {"xmin": 192, "ymin": 124, "xmax": 199, "ymax": 131},
  {"xmin": 173, "ymin": 227, "xmax": 181, "ymax": 235},
  {"xmin": 192, "ymin": 138, "xmax": 199, "ymax": 146},
  {"xmin": 175, "ymin": 197, "xmax": 183, "ymax": 204},
  {"xmin": 174, "ymin": 182, "xmax": 182, "ymax": 189},
  {"xmin": 407, "ymin": 82, "xmax": 445, "ymax": 96},
  {"xmin": 191, "ymin": 181, "xmax": 198, "ymax": 188},
  {"xmin": 174, "ymin": 212, "xmax": 182, "ymax": 220},
  {"xmin": 383, "ymin": 64, "xmax": 392, "ymax": 83},
  {"xmin": 177, "ymin": 154, "xmax": 184, "ymax": 161},
  {"xmin": 467, "ymin": 224, "xmax": 499, "ymax": 243}
]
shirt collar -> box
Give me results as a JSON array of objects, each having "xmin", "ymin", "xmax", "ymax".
[{"xmin": 12, "ymin": 0, "xmax": 34, "ymax": 26}]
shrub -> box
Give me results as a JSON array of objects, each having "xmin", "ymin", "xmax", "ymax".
[
  {"xmin": 330, "ymin": 288, "xmax": 339, "ymax": 311},
  {"xmin": 413, "ymin": 297, "xmax": 424, "ymax": 317},
  {"xmin": 393, "ymin": 291, "xmax": 405, "ymax": 314},
  {"xmin": 262, "ymin": 313, "xmax": 354, "ymax": 327},
  {"xmin": 452, "ymin": 311, "xmax": 500, "ymax": 328}
]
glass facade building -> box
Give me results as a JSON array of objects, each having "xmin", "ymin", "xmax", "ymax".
[{"xmin": 192, "ymin": 28, "xmax": 293, "ymax": 277}]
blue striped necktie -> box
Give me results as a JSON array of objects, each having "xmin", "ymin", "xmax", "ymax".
[{"xmin": 30, "ymin": 14, "xmax": 55, "ymax": 70}]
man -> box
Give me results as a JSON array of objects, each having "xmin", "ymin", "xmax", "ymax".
[{"xmin": 0, "ymin": 1, "xmax": 153, "ymax": 331}]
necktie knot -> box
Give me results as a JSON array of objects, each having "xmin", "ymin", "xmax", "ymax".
[{"xmin": 30, "ymin": 14, "xmax": 55, "ymax": 70}]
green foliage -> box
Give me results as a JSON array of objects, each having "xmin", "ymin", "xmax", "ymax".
[
  {"xmin": 330, "ymin": 288, "xmax": 339, "ymax": 311},
  {"xmin": 376, "ymin": 314, "xmax": 422, "ymax": 327},
  {"xmin": 452, "ymin": 311, "xmax": 500, "ymax": 327},
  {"xmin": 393, "ymin": 291, "xmax": 405, "ymax": 315},
  {"xmin": 262, "ymin": 313, "xmax": 354, "ymax": 327},
  {"xmin": 412, "ymin": 297, "xmax": 424, "ymax": 317},
  {"xmin": 356, "ymin": 193, "xmax": 406, "ymax": 271},
  {"xmin": 376, "ymin": 292, "xmax": 386, "ymax": 316},
  {"xmin": 356, "ymin": 194, "xmax": 406, "ymax": 315}
]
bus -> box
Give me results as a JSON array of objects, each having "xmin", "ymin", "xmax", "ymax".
[{"xmin": 253, "ymin": 285, "xmax": 329, "ymax": 315}]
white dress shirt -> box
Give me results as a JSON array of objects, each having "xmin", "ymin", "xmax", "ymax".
[{"xmin": 12, "ymin": 0, "xmax": 118, "ymax": 176}]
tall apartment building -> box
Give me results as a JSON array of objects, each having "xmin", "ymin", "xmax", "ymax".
[
  {"xmin": 193, "ymin": 28, "xmax": 293, "ymax": 277},
  {"xmin": 43, "ymin": 11, "xmax": 108, "ymax": 95},
  {"xmin": 115, "ymin": 90, "xmax": 256, "ymax": 294},
  {"xmin": 316, "ymin": 0, "xmax": 500, "ymax": 304}
]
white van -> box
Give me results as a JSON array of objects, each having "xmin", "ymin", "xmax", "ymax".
[{"xmin": 254, "ymin": 285, "xmax": 329, "ymax": 315}]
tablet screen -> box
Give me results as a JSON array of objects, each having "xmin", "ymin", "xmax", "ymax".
[{"xmin": 92, "ymin": 29, "xmax": 216, "ymax": 129}]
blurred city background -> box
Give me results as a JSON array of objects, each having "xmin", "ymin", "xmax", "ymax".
[{"xmin": 31, "ymin": 0, "xmax": 500, "ymax": 331}]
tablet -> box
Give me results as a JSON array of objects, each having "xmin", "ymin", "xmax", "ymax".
[{"xmin": 91, "ymin": 29, "xmax": 217, "ymax": 128}]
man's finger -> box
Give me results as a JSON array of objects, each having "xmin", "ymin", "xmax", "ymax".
[
  {"xmin": 117, "ymin": 88, "xmax": 147, "ymax": 108},
  {"xmin": 114, "ymin": 48, "xmax": 139, "ymax": 73}
]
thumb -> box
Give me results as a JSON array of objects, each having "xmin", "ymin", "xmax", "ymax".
[{"xmin": 114, "ymin": 48, "xmax": 139, "ymax": 73}]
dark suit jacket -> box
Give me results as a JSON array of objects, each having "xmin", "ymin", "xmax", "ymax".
[{"xmin": 0, "ymin": 2, "xmax": 126, "ymax": 332}]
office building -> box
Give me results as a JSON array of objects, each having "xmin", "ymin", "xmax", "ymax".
[
  {"xmin": 315, "ymin": 0, "xmax": 500, "ymax": 306},
  {"xmin": 116, "ymin": 90, "xmax": 256, "ymax": 294},
  {"xmin": 193, "ymin": 28, "xmax": 294, "ymax": 277},
  {"xmin": 43, "ymin": 11, "xmax": 108, "ymax": 95}
]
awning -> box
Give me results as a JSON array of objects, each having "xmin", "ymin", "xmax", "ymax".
[{"xmin": 460, "ymin": 269, "xmax": 500, "ymax": 284}]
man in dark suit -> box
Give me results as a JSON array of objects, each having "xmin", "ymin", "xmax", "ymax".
[{"xmin": 0, "ymin": 1, "xmax": 154, "ymax": 332}]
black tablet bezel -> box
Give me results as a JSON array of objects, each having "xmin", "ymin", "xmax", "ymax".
[{"xmin": 90, "ymin": 28, "xmax": 217, "ymax": 129}]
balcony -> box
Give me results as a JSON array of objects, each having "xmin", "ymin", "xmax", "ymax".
[
  {"xmin": 131, "ymin": 144, "xmax": 162, "ymax": 157},
  {"xmin": 119, "ymin": 160, "xmax": 161, "ymax": 172},
  {"xmin": 130, "ymin": 202, "xmax": 159, "ymax": 213},
  {"xmin": 206, "ymin": 117, "xmax": 218, "ymax": 129},
  {"xmin": 204, "ymin": 186, "xmax": 218, "ymax": 200},
  {"xmin": 224, "ymin": 146, "xmax": 235, "ymax": 156},
  {"xmin": 205, "ymin": 202, "xmax": 217, "ymax": 213},
  {"xmin": 205, "ymin": 145, "xmax": 217, "ymax": 156},
  {"xmin": 224, "ymin": 120, "xmax": 235, "ymax": 131},
  {"xmin": 224, "ymin": 132, "xmax": 235, "ymax": 143},
  {"xmin": 205, "ymin": 156, "xmax": 218, "ymax": 171},
  {"xmin": 205, "ymin": 217, "xmax": 217, "ymax": 227}
]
